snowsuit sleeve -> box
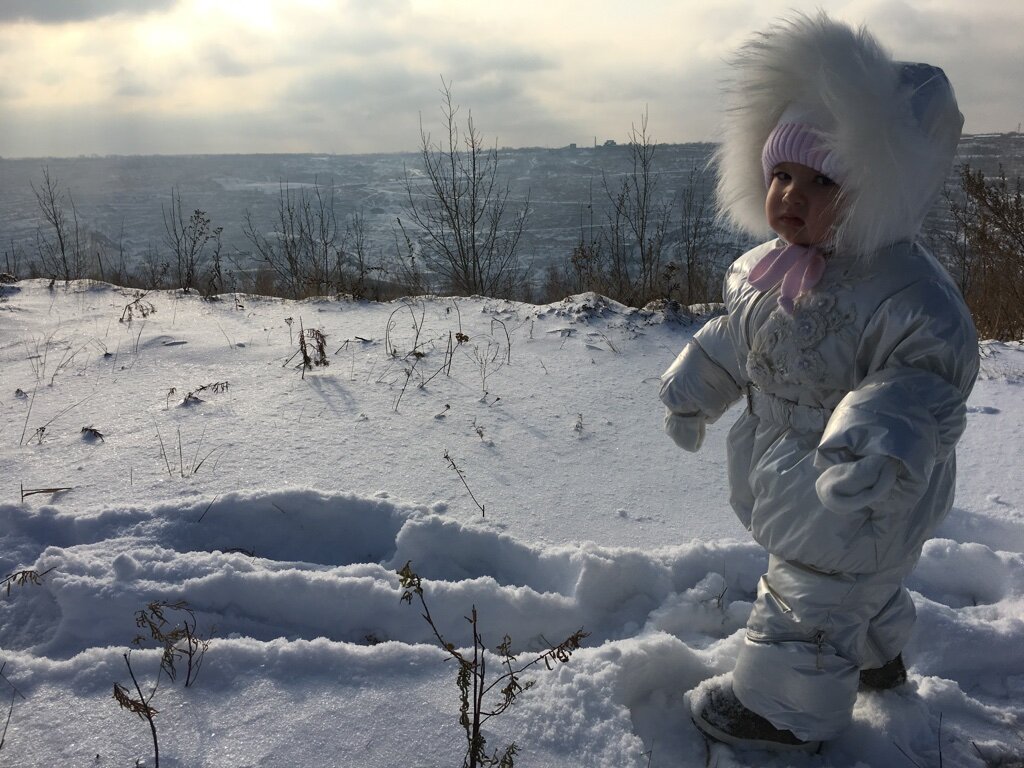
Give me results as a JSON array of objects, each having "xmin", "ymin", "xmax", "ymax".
[
  {"xmin": 814, "ymin": 277, "xmax": 979, "ymax": 513},
  {"xmin": 660, "ymin": 274, "xmax": 748, "ymax": 451}
]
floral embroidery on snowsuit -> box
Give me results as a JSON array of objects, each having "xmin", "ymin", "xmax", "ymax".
[{"xmin": 746, "ymin": 277, "xmax": 857, "ymax": 391}]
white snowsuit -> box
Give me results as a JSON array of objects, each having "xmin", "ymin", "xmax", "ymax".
[{"xmin": 659, "ymin": 14, "xmax": 980, "ymax": 741}]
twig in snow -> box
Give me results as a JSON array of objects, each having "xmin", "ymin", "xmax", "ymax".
[
  {"xmin": 443, "ymin": 450, "xmax": 486, "ymax": 516},
  {"xmin": 2, "ymin": 567, "xmax": 55, "ymax": 596},
  {"xmin": 113, "ymin": 652, "xmax": 160, "ymax": 768},
  {"xmin": 20, "ymin": 484, "xmax": 71, "ymax": 501}
]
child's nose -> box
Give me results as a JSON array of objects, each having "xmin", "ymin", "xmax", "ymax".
[{"xmin": 783, "ymin": 184, "xmax": 805, "ymax": 205}]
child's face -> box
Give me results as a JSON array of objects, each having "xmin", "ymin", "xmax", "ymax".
[{"xmin": 764, "ymin": 162, "xmax": 843, "ymax": 246}]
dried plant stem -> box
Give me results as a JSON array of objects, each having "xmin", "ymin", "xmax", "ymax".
[
  {"xmin": 451, "ymin": 298, "xmax": 464, "ymax": 335},
  {"xmin": 20, "ymin": 484, "xmax": 72, "ymax": 501},
  {"xmin": 122, "ymin": 652, "xmax": 159, "ymax": 768},
  {"xmin": 18, "ymin": 387, "xmax": 37, "ymax": 446},
  {"xmin": 155, "ymin": 425, "xmax": 217, "ymax": 478},
  {"xmin": 215, "ymin": 321, "xmax": 234, "ymax": 350},
  {"xmin": 398, "ymin": 562, "xmax": 587, "ymax": 768},
  {"xmin": 2, "ymin": 566, "xmax": 55, "ymax": 596},
  {"xmin": 0, "ymin": 664, "xmax": 26, "ymax": 702},
  {"xmin": 134, "ymin": 600, "xmax": 211, "ymax": 688},
  {"xmin": 385, "ymin": 299, "xmax": 426, "ymax": 358},
  {"xmin": 443, "ymin": 450, "xmax": 486, "ymax": 516},
  {"xmin": 420, "ymin": 331, "xmax": 455, "ymax": 389},
  {"xmin": 155, "ymin": 426, "xmax": 174, "ymax": 477},
  {"xmin": 392, "ymin": 357, "xmax": 421, "ymax": 412},
  {"xmin": 21, "ymin": 391, "xmax": 96, "ymax": 446},
  {"xmin": 490, "ymin": 317, "xmax": 511, "ymax": 364},
  {"xmin": 195, "ymin": 494, "xmax": 221, "ymax": 523},
  {"xmin": 0, "ymin": 688, "xmax": 13, "ymax": 753},
  {"xmin": 49, "ymin": 340, "xmax": 89, "ymax": 386},
  {"xmin": 893, "ymin": 712, "xmax": 943, "ymax": 768},
  {"xmin": 0, "ymin": 661, "xmax": 24, "ymax": 751}
]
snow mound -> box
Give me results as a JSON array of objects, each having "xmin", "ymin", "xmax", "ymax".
[{"xmin": 0, "ymin": 281, "xmax": 1021, "ymax": 767}]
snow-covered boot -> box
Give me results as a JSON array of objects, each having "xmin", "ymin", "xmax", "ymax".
[
  {"xmin": 692, "ymin": 686, "xmax": 822, "ymax": 752},
  {"xmin": 859, "ymin": 653, "xmax": 907, "ymax": 690}
]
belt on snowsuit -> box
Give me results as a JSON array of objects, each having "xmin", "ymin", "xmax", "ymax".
[{"xmin": 746, "ymin": 385, "xmax": 833, "ymax": 434}]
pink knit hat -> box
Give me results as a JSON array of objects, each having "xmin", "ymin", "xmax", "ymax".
[{"xmin": 761, "ymin": 105, "xmax": 842, "ymax": 187}]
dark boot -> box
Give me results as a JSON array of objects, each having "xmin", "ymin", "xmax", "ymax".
[
  {"xmin": 859, "ymin": 653, "xmax": 907, "ymax": 690},
  {"xmin": 693, "ymin": 686, "xmax": 822, "ymax": 752}
]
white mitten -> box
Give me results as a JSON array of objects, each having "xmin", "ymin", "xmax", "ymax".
[
  {"xmin": 664, "ymin": 409, "xmax": 707, "ymax": 452},
  {"xmin": 815, "ymin": 454, "xmax": 901, "ymax": 512}
]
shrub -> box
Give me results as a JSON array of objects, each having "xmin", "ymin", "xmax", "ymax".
[
  {"xmin": 945, "ymin": 165, "xmax": 1024, "ymax": 340},
  {"xmin": 399, "ymin": 562, "xmax": 587, "ymax": 768}
]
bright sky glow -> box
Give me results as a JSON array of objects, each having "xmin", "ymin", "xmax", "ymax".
[{"xmin": 0, "ymin": 0, "xmax": 1021, "ymax": 157}]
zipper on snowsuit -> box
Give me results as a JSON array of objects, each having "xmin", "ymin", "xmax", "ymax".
[{"xmin": 814, "ymin": 631, "xmax": 827, "ymax": 670}]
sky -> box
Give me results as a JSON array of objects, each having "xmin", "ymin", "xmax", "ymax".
[{"xmin": 0, "ymin": 0, "xmax": 1022, "ymax": 158}]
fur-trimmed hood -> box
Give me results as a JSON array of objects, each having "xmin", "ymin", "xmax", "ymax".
[{"xmin": 714, "ymin": 12, "xmax": 963, "ymax": 256}]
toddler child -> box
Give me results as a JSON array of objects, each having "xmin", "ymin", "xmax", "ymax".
[{"xmin": 659, "ymin": 12, "xmax": 979, "ymax": 751}]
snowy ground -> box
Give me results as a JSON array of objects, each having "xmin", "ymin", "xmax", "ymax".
[{"xmin": 0, "ymin": 279, "xmax": 1021, "ymax": 767}]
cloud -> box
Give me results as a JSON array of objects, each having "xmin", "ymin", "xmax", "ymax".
[
  {"xmin": 436, "ymin": 43, "xmax": 556, "ymax": 80},
  {"xmin": 0, "ymin": 80, "xmax": 18, "ymax": 103},
  {"xmin": 111, "ymin": 66, "xmax": 155, "ymax": 99},
  {"xmin": 291, "ymin": 66, "xmax": 423, "ymax": 105},
  {"xmin": 201, "ymin": 47, "xmax": 254, "ymax": 79},
  {"xmin": 838, "ymin": 0, "xmax": 1024, "ymax": 133},
  {"xmin": 1, "ymin": 0, "xmax": 1022, "ymax": 157},
  {"xmin": 0, "ymin": 0, "xmax": 178, "ymax": 24}
]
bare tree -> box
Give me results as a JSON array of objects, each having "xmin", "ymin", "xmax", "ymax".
[
  {"xmin": 137, "ymin": 242, "xmax": 170, "ymax": 289},
  {"xmin": 598, "ymin": 110, "xmax": 672, "ymax": 306},
  {"xmin": 243, "ymin": 184, "xmax": 305, "ymax": 298},
  {"xmin": 340, "ymin": 210, "xmax": 393, "ymax": 300},
  {"xmin": 542, "ymin": 125, "xmax": 726, "ymax": 308},
  {"xmin": 936, "ymin": 186, "xmax": 972, "ymax": 298},
  {"xmin": 569, "ymin": 183, "xmax": 604, "ymax": 293},
  {"xmin": 4, "ymin": 239, "xmax": 25, "ymax": 279},
  {"xmin": 675, "ymin": 166, "xmax": 725, "ymax": 304},
  {"xmin": 946, "ymin": 164, "xmax": 1024, "ymax": 340},
  {"xmin": 163, "ymin": 187, "xmax": 221, "ymax": 292},
  {"xmin": 303, "ymin": 179, "xmax": 342, "ymax": 296},
  {"xmin": 398, "ymin": 78, "xmax": 530, "ymax": 297},
  {"xmin": 242, "ymin": 178, "xmax": 343, "ymax": 299},
  {"xmin": 31, "ymin": 167, "xmax": 86, "ymax": 280},
  {"xmin": 204, "ymin": 224, "xmax": 225, "ymax": 296}
]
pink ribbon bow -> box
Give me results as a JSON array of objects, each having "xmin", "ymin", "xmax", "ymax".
[{"xmin": 747, "ymin": 243, "xmax": 826, "ymax": 314}]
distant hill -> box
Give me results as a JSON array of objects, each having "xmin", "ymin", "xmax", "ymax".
[{"xmin": 2, "ymin": 135, "xmax": 1020, "ymax": 280}]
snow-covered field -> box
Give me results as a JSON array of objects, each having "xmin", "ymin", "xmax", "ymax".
[{"xmin": 0, "ymin": 279, "xmax": 1021, "ymax": 767}]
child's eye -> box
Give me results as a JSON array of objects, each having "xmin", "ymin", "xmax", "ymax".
[
  {"xmin": 773, "ymin": 170, "xmax": 791, "ymax": 182},
  {"xmin": 814, "ymin": 174, "xmax": 836, "ymax": 186}
]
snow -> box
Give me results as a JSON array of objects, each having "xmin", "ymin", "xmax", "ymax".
[{"xmin": 0, "ymin": 279, "xmax": 1022, "ymax": 767}]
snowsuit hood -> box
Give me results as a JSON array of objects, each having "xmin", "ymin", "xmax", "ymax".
[{"xmin": 714, "ymin": 12, "xmax": 963, "ymax": 256}]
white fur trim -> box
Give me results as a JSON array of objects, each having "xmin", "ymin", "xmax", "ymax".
[{"xmin": 714, "ymin": 11, "xmax": 963, "ymax": 256}]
